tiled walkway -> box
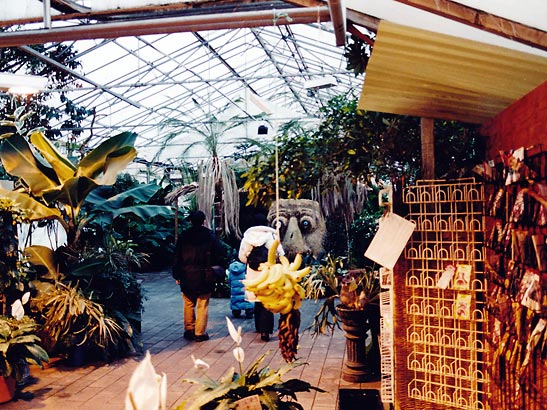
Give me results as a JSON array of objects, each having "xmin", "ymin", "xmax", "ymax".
[{"xmin": 3, "ymin": 272, "xmax": 379, "ymax": 409}]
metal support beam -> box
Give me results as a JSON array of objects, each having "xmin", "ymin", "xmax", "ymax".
[
  {"xmin": 50, "ymin": 0, "xmax": 91, "ymax": 14},
  {"xmin": 193, "ymin": 32, "xmax": 259, "ymax": 96},
  {"xmin": 252, "ymin": 29, "xmax": 310, "ymax": 114},
  {"xmin": 394, "ymin": 0, "xmax": 547, "ymax": 52},
  {"xmin": 327, "ymin": 0, "xmax": 346, "ymax": 46},
  {"xmin": 19, "ymin": 45, "xmax": 142, "ymax": 108},
  {"xmin": 42, "ymin": 0, "xmax": 52, "ymax": 29},
  {"xmin": 0, "ymin": 7, "xmax": 331, "ymax": 48}
]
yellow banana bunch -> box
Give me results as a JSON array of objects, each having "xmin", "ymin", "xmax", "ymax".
[{"xmin": 242, "ymin": 239, "xmax": 310, "ymax": 315}]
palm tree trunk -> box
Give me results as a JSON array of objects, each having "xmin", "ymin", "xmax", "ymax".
[{"xmin": 213, "ymin": 180, "xmax": 223, "ymax": 236}]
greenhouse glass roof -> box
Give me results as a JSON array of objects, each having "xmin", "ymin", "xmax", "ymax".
[
  {"xmin": 46, "ymin": 24, "xmax": 364, "ymax": 177},
  {"xmin": 0, "ymin": 0, "xmax": 366, "ymax": 180}
]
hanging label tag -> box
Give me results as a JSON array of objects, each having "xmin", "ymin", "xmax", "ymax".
[
  {"xmin": 437, "ymin": 264, "xmax": 456, "ymax": 289},
  {"xmin": 364, "ymin": 212, "xmax": 415, "ymax": 269}
]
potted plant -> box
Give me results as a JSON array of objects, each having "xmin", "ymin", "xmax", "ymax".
[
  {"xmin": 303, "ymin": 255, "xmax": 381, "ymax": 382},
  {"xmin": 175, "ymin": 318, "xmax": 324, "ymax": 409},
  {"xmin": 0, "ymin": 298, "xmax": 49, "ymax": 403},
  {"xmin": 124, "ymin": 318, "xmax": 323, "ymax": 410},
  {"xmin": 31, "ymin": 280, "xmax": 124, "ymax": 366},
  {"xmin": 0, "ymin": 108, "xmax": 170, "ymax": 361}
]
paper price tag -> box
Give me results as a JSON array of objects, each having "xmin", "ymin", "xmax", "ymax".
[
  {"xmin": 437, "ymin": 264, "xmax": 455, "ymax": 289},
  {"xmin": 235, "ymin": 395, "xmax": 262, "ymax": 410}
]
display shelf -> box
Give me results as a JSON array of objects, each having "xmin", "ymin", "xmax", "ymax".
[
  {"xmin": 403, "ymin": 179, "xmax": 489, "ymax": 410},
  {"xmin": 405, "ymin": 268, "xmax": 487, "ymax": 291},
  {"xmin": 380, "ymin": 268, "xmax": 394, "ymax": 404},
  {"xmin": 407, "ymin": 379, "xmax": 487, "ymax": 410},
  {"xmin": 484, "ymin": 148, "xmax": 547, "ymax": 410},
  {"xmin": 407, "ymin": 351, "xmax": 488, "ymax": 380},
  {"xmin": 404, "ymin": 179, "xmax": 483, "ymax": 205},
  {"xmin": 407, "ymin": 214, "xmax": 484, "ymax": 233},
  {"xmin": 406, "ymin": 324, "xmax": 488, "ymax": 352},
  {"xmin": 405, "ymin": 294, "xmax": 487, "ymax": 322}
]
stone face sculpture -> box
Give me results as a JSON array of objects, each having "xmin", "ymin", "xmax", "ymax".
[{"xmin": 267, "ymin": 199, "xmax": 326, "ymax": 259}]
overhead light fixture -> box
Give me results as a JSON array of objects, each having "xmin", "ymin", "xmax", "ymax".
[
  {"xmin": 0, "ymin": 72, "xmax": 48, "ymax": 95},
  {"xmin": 257, "ymin": 124, "xmax": 269, "ymax": 135},
  {"xmin": 303, "ymin": 75, "xmax": 337, "ymax": 90}
]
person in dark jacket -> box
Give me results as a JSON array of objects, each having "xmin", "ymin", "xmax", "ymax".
[
  {"xmin": 228, "ymin": 260, "xmax": 254, "ymax": 319},
  {"xmin": 172, "ymin": 210, "xmax": 226, "ymax": 342}
]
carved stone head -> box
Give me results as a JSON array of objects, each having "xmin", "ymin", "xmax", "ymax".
[{"xmin": 267, "ymin": 199, "xmax": 326, "ymax": 259}]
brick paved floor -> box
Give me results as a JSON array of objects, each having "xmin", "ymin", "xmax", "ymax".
[{"xmin": 2, "ymin": 271, "xmax": 380, "ymax": 409}]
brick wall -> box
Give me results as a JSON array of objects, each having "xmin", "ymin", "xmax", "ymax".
[{"xmin": 481, "ymin": 80, "xmax": 547, "ymax": 160}]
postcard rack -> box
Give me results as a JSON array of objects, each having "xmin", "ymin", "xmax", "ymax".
[
  {"xmin": 380, "ymin": 268, "xmax": 394, "ymax": 404},
  {"xmin": 402, "ymin": 179, "xmax": 489, "ymax": 410},
  {"xmin": 484, "ymin": 147, "xmax": 547, "ymax": 410}
]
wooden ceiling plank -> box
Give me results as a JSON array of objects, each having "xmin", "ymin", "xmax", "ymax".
[
  {"xmin": 346, "ymin": 9, "xmax": 380, "ymax": 32},
  {"xmin": 364, "ymin": 73, "xmax": 516, "ymax": 110},
  {"xmin": 374, "ymin": 27, "xmax": 547, "ymax": 98},
  {"xmin": 393, "ymin": 0, "xmax": 547, "ymax": 52},
  {"xmin": 359, "ymin": 21, "xmax": 547, "ymax": 124}
]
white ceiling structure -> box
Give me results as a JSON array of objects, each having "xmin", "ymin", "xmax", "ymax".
[{"xmin": 0, "ymin": 0, "xmax": 545, "ymax": 180}]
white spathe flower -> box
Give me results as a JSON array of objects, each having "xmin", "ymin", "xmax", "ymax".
[
  {"xmin": 232, "ymin": 347, "xmax": 245, "ymax": 363},
  {"xmin": 11, "ymin": 299, "xmax": 24, "ymax": 320},
  {"xmin": 191, "ymin": 355, "xmax": 210, "ymax": 371},
  {"xmin": 226, "ymin": 317, "xmax": 242, "ymax": 345},
  {"xmin": 11, "ymin": 292, "xmax": 32, "ymax": 320},
  {"xmin": 125, "ymin": 351, "xmax": 166, "ymax": 410},
  {"xmin": 21, "ymin": 291, "xmax": 30, "ymax": 305},
  {"xmin": 159, "ymin": 371, "xmax": 167, "ymax": 410}
]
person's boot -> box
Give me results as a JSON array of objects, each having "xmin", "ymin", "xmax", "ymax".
[{"xmin": 183, "ymin": 330, "xmax": 195, "ymax": 340}]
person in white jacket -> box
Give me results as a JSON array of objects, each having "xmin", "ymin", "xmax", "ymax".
[{"xmin": 239, "ymin": 225, "xmax": 284, "ymax": 341}]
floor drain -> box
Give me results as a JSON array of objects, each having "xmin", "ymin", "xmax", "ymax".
[{"xmin": 338, "ymin": 388, "xmax": 383, "ymax": 410}]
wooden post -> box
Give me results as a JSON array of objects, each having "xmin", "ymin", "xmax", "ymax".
[{"xmin": 421, "ymin": 117, "xmax": 435, "ymax": 179}]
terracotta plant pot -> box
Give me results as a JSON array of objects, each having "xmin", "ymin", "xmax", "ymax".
[
  {"xmin": 336, "ymin": 305, "xmax": 381, "ymax": 383},
  {"xmin": 0, "ymin": 376, "xmax": 16, "ymax": 404}
]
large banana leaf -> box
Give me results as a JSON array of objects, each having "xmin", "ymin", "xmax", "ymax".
[
  {"xmin": 86, "ymin": 184, "xmax": 162, "ymax": 211},
  {"xmin": 0, "ymin": 134, "xmax": 60, "ymax": 195},
  {"xmin": 76, "ymin": 132, "xmax": 137, "ymax": 180},
  {"xmin": 0, "ymin": 187, "xmax": 62, "ymax": 221},
  {"xmin": 23, "ymin": 245, "xmax": 59, "ymax": 280},
  {"xmin": 84, "ymin": 184, "xmax": 174, "ymax": 227},
  {"xmin": 42, "ymin": 176, "xmax": 99, "ymax": 211},
  {"xmin": 97, "ymin": 146, "xmax": 137, "ymax": 185},
  {"xmin": 68, "ymin": 258, "xmax": 107, "ymax": 278},
  {"xmin": 29, "ymin": 131, "xmax": 76, "ymax": 184},
  {"xmin": 111, "ymin": 205, "xmax": 174, "ymax": 220}
]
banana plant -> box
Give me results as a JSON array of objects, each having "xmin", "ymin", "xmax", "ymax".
[
  {"xmin": 0, "ymin": 110, "xmax": 137, "ymax": 251},
  {"xmin": 82, "ymin": 183, "xmax": 173, "ymax": 229}
]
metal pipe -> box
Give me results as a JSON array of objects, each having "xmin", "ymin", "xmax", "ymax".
[
  {"xmin": 327, "ymin": 0, "xmax": 346, "ymax": 46},
  {"xmin": 19, "ymin": 45, "xmax": 142, "ymax": 108},
  {"xmin": 0, "ymin": 7, "xmax": 331, "ymax": 47},
  {"xmin": 43, "ymin": 0, "xmax": 52, "ymax": 29}
]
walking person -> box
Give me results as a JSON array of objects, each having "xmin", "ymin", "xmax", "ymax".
[
  {"xmin": 172, "ymin": 210, "xmax": 226, "ymax": 342},
  {"xmin": 239, "ymin": 225, "xmax": 284, "ymax": 341}
]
